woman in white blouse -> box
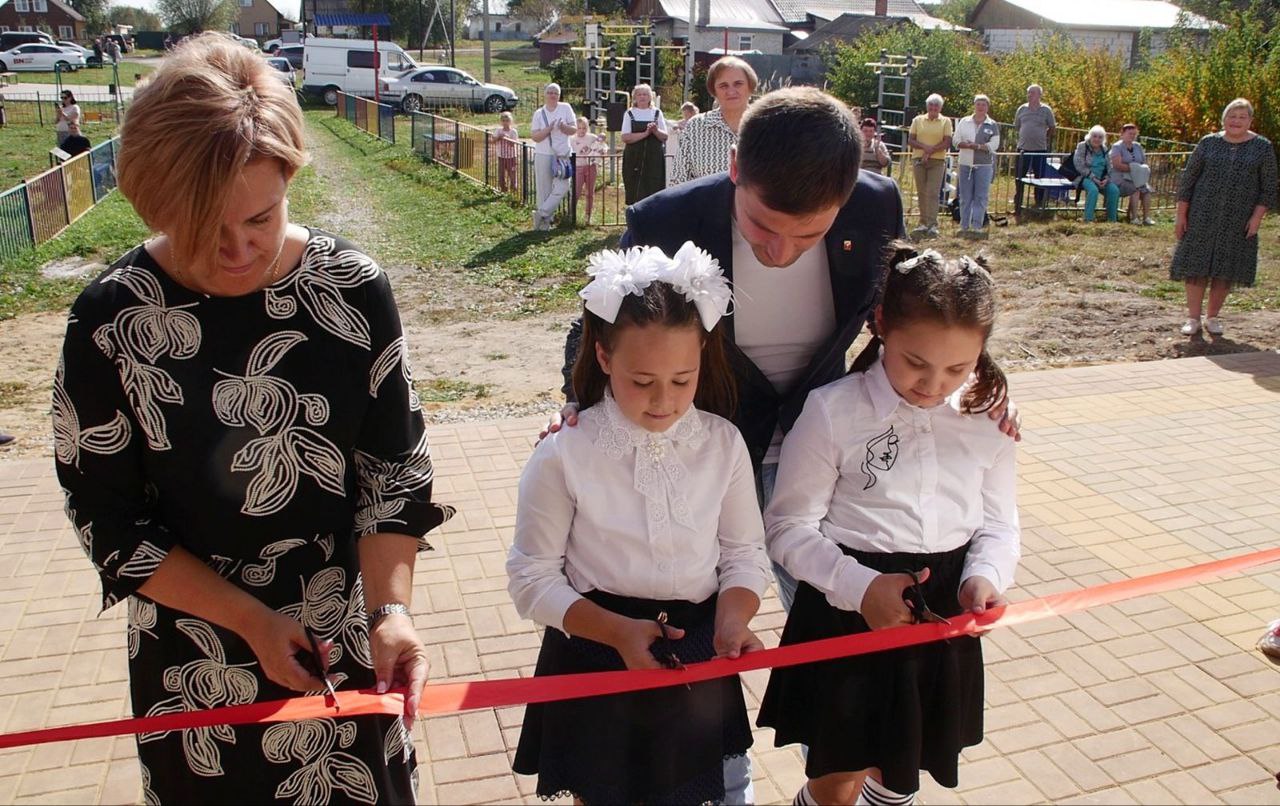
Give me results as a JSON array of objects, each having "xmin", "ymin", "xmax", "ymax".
[
  {"xmin": 508, "ymin": 245, "xmax": 771, "ymax": 805},
  {"xmin": 758, "ymin": 244, "xmax": 1021, "ymax": 806},
  {"xmin": 620, "ymin": 83, "xmax": 668, "ymax": 205}
]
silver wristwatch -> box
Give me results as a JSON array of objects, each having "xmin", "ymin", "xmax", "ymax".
[{"xmin": 367, "ymin": 603, "xmax": 412, "ymax": 629}]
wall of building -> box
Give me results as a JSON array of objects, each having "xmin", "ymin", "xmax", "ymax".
[
  {"xmin": 983, "ymin": 27, "xmax": 1136, "ymax": 64},
  {"xmin": 689, "ymin": 27, "xmax": 783, "ymax": 54},
  {"xmin": 465, "ymin": 16, "xmax": 534, "ymax": 39},
  {"xmin": 235, "ymin": 0, "xmax": 285, "ymax": 38}
]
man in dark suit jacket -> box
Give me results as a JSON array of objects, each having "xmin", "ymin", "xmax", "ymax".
[{"xmin": 552, "ymin": 87, "xmax": 906, "ymax": 468}]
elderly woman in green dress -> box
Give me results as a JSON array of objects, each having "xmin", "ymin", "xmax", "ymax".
[{"xmin": 1172, "ymin": 98, "xmax": 1277, "ymax": 336}]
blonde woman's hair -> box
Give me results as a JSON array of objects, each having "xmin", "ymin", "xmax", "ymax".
[
  {"xmin": 1221, "ymin": 97, "xmax": 1254, "ymax": 125},
  {"xmin": 1087, "ymin": 124, "xmax": 1108, "ymax": 149},
  {"xmin": 116, "ymin": 32, "xmax": 306, "ymax": 269}
]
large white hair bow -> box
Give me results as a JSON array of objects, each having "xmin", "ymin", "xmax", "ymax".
[{"xmin": 579, "ymin": 241, "xmax": 733, "ymax": 331}]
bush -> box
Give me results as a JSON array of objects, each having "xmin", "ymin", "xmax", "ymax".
[{"xmin": 824, "ymin": 24, "xmax": 987, "ymax": 118}]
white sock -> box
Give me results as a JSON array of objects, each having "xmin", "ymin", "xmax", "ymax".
[
  {"xmin": 793, "ymin": 782, "xmax": 818, "ymax": 805},
  {"xmin": 856, "ymin": 777, "xmax": 916, "ymax": 806}
]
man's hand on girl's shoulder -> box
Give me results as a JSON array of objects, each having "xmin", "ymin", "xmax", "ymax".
[
  {"xmin": 988, "ymin": 398, "xmax": 1021, "ymax": 442},
  {"xmin": 539, "ymin": 402, "xmax": 580, "ymax": 442}
]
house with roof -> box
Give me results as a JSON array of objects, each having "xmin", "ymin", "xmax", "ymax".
[
  {"xmin": 466, "ymin": 0, "xmax": 539, "ymax": 40},
  {"xmin": 775, "ymin": 0, "xmax": 958, "ymax": 34},
  {"xmin": 0, "ymin": 0, "xmax": 85, "ymax": 43},
  {"xmin": 234, "ymin": 0, "xmax": 295, "ymax": 38},
  {"xmin": 629, "ymin": 0, "xmax": 790, "ymax": 55},
  {"xmin": 969, "ymin": 0, "xmax": 1215, "ymax": 67}
]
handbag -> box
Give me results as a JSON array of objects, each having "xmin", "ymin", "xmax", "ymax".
[
  {"xmin": 1129, "ymin": 162, "xmax": 1151, "ymax": 188},
  {"xmin": 553, "ymin": 155, "xmax": 574, "ymax": 181}
]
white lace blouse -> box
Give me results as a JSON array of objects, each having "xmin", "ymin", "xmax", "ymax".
[{"xmin": 507, "ymin": 393, "xmax": 772, "ymax": 632}]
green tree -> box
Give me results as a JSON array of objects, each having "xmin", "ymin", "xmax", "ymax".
[
  {"xmin": 156, "ymin": 0, "xmax": 237, "ymax": 33},
  {"xmin": 68, "ymin": 0, "xmax": 111, "ymax": 33},
  {"xmin": 824, "ymin": 25, "xmax": 988, "ymax": 118},
  {"xmin": 109, "ymin": 4, "xmax": 164, "ymax": 30},
  {"xmin": 933, "ymin": 0, "xmax": 979, "ymax": 27}
]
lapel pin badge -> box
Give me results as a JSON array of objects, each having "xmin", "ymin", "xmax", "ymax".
[{"xmin": 842, "ymin": 240, "xmax": 853, "ymax": 252}]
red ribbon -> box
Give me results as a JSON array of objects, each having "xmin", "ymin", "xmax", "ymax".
[{"xmin": 1, "ymin": 545, "xmax": 1277, "ymax": 750}]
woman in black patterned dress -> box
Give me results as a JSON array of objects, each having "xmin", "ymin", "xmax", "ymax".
[
  {"xmin": 54, "ymin": 34, "xmax": 452, "ymax": 804},
  {"xmin": 1171, "ymin": 97, "xmax": 1277, "ymax": 337}
]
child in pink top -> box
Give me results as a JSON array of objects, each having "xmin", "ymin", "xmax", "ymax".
[{"xmin": 492, "ymin": 112, "xmax": 520, "ymax": 193}]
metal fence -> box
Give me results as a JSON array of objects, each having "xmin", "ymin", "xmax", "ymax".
[
  {"xmin": 0, "ymin": 137, "xmax": 119, "ymax": 262},
  {"xmin": 331, "ymin": 104, "xmax": 1193, "ymax": 229},
  {"xmin": 883, "ymin": 149, "xmax": 1191, "ymax": 223},
  {"xmin": 0, "ymin": 90, "xmax": 125, "ymax": 127},
  {"xmin": 335, "ymin": 92, "xmax": 397, "ymax": 145}
]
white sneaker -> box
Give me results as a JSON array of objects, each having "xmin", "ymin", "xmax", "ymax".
[
  {"xmin": 1205, "ymin": 317, "xmax": 1224, "ymax": 335},
  {"xmin": 1143, "ymin": 217, "xmax": 1156, "ymax": 226},
  {"xmin": 1180, "ymin": 318, "xmax": 1200, "ymax": 335}
]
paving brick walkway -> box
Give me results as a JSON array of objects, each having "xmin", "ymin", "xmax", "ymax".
[{"xmin": 1, "ymin": 353, "xmax": 1278, "ymax": 804}]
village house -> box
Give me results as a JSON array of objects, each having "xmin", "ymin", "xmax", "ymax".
[
  {"xmin": 968, "ymin": 0, "xmax": 1215, "ymax": 67},
  {"xmin": 0, "ymin": 0, "xmax": 85, "ymax": 43}
]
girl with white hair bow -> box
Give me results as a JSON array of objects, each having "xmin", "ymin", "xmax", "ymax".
[{"xmin": 507, "ymin": 242, "xmax": 772, "ymax": 804}]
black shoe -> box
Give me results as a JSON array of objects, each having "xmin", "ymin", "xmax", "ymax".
[{"xmin": 0, "ymin": 433, "xmax": 13, "ymax": 446}]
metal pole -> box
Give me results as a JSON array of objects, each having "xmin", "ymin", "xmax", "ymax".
[
  {"xmin": 684, "ymin": 0, "xmax": 694, "ymax": 101},
  {"xmin": 449, "ymin": 0, "xmax": 456, "ymax": 66},
  {"xmin": 482, "ymin": 0, "xmax": 491, "ymax": 82}
]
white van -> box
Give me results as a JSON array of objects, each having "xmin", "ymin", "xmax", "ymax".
[{"xmin": 302, "ymin": 38, "xmax": 418, "ymax": 105}]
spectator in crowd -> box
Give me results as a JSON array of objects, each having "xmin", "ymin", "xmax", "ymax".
[
  {"xmin": 907, "ymin": 93, "xmax": 952, "ymax": 239},
  {"xmin": 664, "ymin": 101, "xmax": 699, "ymax": 188},
  {"xmin": 1111, "ymin": 123, "xmax": 1155, "ymax": 225},
  {"xmin": 163, "ymin": 34, "xmax": 173, "ymax": 50},
  {"xmin": 859, "ymin": 117, "xmax": 891, "ymax": 176},
  {"xmin": 60, "ymin": 121, "xmax": 91, "ymax": 157},
  {"xmin": 670, "ymin": 56, "xmax": 756, "ymax": 184},
  {"xmin": 954, "ymin": 94, "xmax": 1000, "ymax": 239},
  {"xmin": 620, "ymin": 83, "xmax": 668, "ymax": 205},
  {"xmin": 54, "ymin": 90, "xmax": 80, "ymax": 147},
  {"xmin": 491, "ymin": 111, "xmax": 519, "ymax": 193},
  {"xmin": 55, "ymin": 33, "xmax": 451, "ymax": 803},
  {"xmin": 530, "ymin": 82, "xmax": 577, "ymax": 230},
  {"xmin": 1013, "ymin": 84, "xmax": 1056, "ymax": 210},
  {"xmin": 1171, "ymin": 97, "xmax": 1277, "ymax": 336},
  {"xmin": 1073, "ymin": 125, "xmax": 1121, "ymax": 223},
  {"xmin": 569, "ymin": 116, "xmax": 605, "ymax": 224},
  {"xmin": 107, "ymin": 37, "xmax": 121, "ymax": 64}
]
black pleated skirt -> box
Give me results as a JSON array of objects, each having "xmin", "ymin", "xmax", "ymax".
[
  {"xmin": 512, "ymin": 590, "xmax": 752, "ymax": 804},
  {"xmin": 757, "ymin": 542, "xmax": 983, "ymax": 794}
]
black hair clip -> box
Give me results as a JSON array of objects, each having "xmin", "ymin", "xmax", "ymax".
[{"xmin": 901, "ymin": 570, "xmax": 949, "ymax": 625}]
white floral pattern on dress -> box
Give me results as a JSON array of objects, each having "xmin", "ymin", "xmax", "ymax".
[
  {"xmin": 263, "ymin": 719, "xmax": 379, "ymax": 804},
  {"xmin": 264, "ymin": 233, "xmax": 382, "ymax": 349},
  {"xmin": 353, "ymin": 431, "xmax": 451, "ymax": 541},
  {"xmin": 139, "ymin": 619, "xmax": 259, "ymax": 777},
  {"xmin": 92, "ymin": 266, "xmax": 201, "ymax": 451},
  {"xmin": 369, "ymin": 335, "xmax": 421, "ymax": 412},
  {"xmin": 595, "ymin": 391, "xmax": 706, "ymax": 540},
  {"xmin": 242, "ymin": 538, "xmax": 310, "ymax": 587},
  {"xmin": 52, "ymin": 354, "xmax": 131, "ymax": 469},
  {"xmin": 127, "ymin": 596, "xmax": 158, "ymax": 659},
  {"xmin": 213, "ymin": 331, "xmax": 347, "ymax": 516}
]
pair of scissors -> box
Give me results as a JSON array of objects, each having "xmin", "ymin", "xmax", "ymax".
[
  {"xmin": 653, "ymin": 611, "xmax": 686, "ymax": 672},
  {"xmin": 902, "ymin": 570, "xmax": 949, "ymax": 625},
  {"xmin": 297, "ymin": 631, "xmax": 341, "ymax": 710}
]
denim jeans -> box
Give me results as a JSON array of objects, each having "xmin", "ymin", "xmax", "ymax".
[
  {"xmin": 958, "ymin": 164, "xmax": 993, "ymax": 230},
  {"xmin": 756, "ymin": 463, "xmax": 799, "ymax": 611}
]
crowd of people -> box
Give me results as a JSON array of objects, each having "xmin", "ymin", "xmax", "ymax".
[{"xmin": 25, "ymin": 30, "xmax": 1276, "ymax": 806}]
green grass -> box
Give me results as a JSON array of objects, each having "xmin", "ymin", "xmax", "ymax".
[
  {"xmin": 435, "ymin": 44, "xmax": 551, "ymax": 128},
  {"xmin": 416, "ymin": 378, "xmax": 491, "ymax": 402},
  {"xmin": 0, "ymin": 121, "xmax": 120, "ymax": 187},
  {"xmin": 308, "ymin": 109, "xmax": 619, "ymax": 312},
  {"xmin": 10, "ymin": 61, "xmax": 154, "ymax": 86},
  {"xmin": 0, "ymin": 191, "xmax": 149, "ymax": 321}
]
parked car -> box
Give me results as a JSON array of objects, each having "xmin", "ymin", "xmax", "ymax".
[
  {"xmin": 278, "ymin": 44, "xmax": 304, "ymax": 70},
  {"xmin": 229, "ymin": 33, "xmax": 258, "ymax": 49},
  {"xmin": 0, "ymin": 43, "xmax": 85, "ymax": 72},
  {"xmin": 262, "ymin": 31, "xmax": 302, "ymax": 53},
  {"xmin": 0, "ymin": 31, "xmax": 55, "ymax": 52},
  {"xmin": 57, "ymin": 41, "xmax": 96, "ymax": 62},
  {"xmin": 301, "ymin": 37, "xmax": 419, "ymax": 105},
  {"xmin": 380, "ymin": 66, "xmax": 518, "ymax": 113},
  {"xmin": 264, "ymin": 55, "xmax": 296, "ymax": 88}
]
